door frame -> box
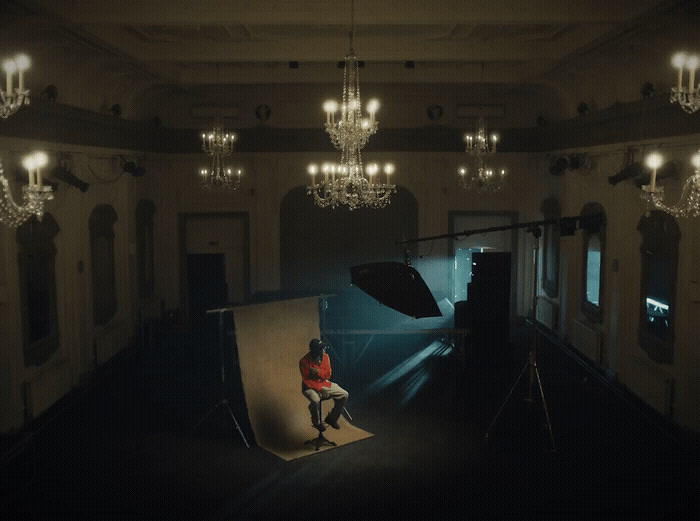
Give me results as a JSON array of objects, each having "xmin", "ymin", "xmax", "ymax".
[
  {"xmin": 448, "ymin": 210, "xmax": 519, "ymax": 334},
  {"xmin": 179, "ymin": 212, "xmax": 250, "ymax": 325}
]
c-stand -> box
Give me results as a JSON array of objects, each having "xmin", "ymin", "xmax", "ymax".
[
  {"xmin": 484, "ymin": 224, "xmax": 555, "ymax": 452},
  {"xmin": 191, "ymin": 307, "xmax": 250, "ymax": 448},
  {"xmin": 397, "ymin": 214, "xmax": 602, "ymax": 453}
]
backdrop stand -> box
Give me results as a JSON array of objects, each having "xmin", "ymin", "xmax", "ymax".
[{"xmin": 192, "ymin": 306, "xmax": 250, "ymax": 448}]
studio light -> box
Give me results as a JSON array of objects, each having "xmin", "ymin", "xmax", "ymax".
[{"xmin": 51, "ymin": 161, "xmax": 89, "ymax": 192}]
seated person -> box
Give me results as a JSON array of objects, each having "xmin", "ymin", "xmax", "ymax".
[{"xmin": 299, "ymin": 338, "xmax": 348, "ymax": 431}]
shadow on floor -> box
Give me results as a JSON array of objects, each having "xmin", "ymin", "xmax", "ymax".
[{"xmin": 2, "ymin": 324, "xmax": 699, "ymax": 519}]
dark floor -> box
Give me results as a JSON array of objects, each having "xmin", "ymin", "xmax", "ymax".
[{"xmin": 2, "ymin": 322, "xmax": 699, "ymax": 520}]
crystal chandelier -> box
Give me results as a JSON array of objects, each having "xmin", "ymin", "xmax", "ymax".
[
  {"xmin": 642, "ymin": 151, "xmax": 700, "ymax": 218},
  {"xmin": 199, "ymin": 126, "xmax": 241, "ymax": 190},
  {"xmin": 0, "ymin": 152, "xmax": 53, "ymax": 227},
  {"xmin": 458, "ymin": 117, "xmax": 505, "ymax": 191},
  {"xmin": 307, "ymin": 0, "xmax": 395, "ymax": 209},
  {"xmin": 1, "ymin": 54, "xmax": 30, "ymax": 118},
  {"xmin": 458, "ymin": 164, "xmax": 506, "ymax": 192},
  {"xmin": 670, "ymin": 52, "xmax": 699, "ymax": 113}
]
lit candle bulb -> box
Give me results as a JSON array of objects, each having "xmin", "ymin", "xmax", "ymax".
[
  {"xmin": 323, "ymin": 100, "xmax": 337, "ymax": 125},
  {"xmin": 367, "ymin": 99, "xmax": 379, "ymax": 124},
  {"xmin": 687, "ymin": 55, "xmax": 699, "ymax": 92},
  {"xmin": 672, "ymin": 52, "xmax": 687, "ymax": 91},
  {"xmin": 22, "ymin": 153, "xmax": 36, "ymax": 187},
  {"xmin": 3, "ymin": 59, "xmax": 16, "ymax": 98},
  {"xmin": 645, "ymin": 152, "xmax": 663, "ymax": 191},
  {"xmin": 34, "ymin": 151, "xmax": 47, "ymax": 188},
  {"xmin": 690, "ymin": 152, "xmax": 700, "ymax": 170},
  {"xmin": 15, "ymin": 54, "xmax": 29, "ymax": 93},
  {"xmin": 367, "ymin": 163, "xmax": 378, "ymax": 185},
  {"xmin": 308, "ymin": 164, "xmax": 318, "ymax": 187},
  {"xmin": 384, "ymin": 163, "xmax": 394, "ymax": 184},
  {"xmin": 463, "ymin": 133, "xmax": 472, "ymax": 150}
]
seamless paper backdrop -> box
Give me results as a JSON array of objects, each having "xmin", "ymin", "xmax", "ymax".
[{"xmin": 233, "ymin": 296, "xmax": 373, "ymax": 460}]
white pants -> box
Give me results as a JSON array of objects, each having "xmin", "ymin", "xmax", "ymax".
[{"xmin": 303, "ymin": 383, "xmax": 348, "ymax": 427}]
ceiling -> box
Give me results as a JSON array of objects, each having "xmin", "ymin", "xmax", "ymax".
[
  {"xmin": 9, "ymin": 0, "xmax": 676, "ymax": 83},
  {"xmin": 3, "ymin": 0, "xmax": 699, "ymax": 127}
]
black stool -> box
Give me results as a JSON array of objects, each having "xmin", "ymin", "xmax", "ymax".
[{"xmin": 304, "ymin": 397, "xmax": 337, "ymax": 451}]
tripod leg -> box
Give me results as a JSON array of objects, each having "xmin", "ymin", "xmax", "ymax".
[
  {"xmin": 485, "ymin": 361, "xmax": 529, "ymax": 440},
  {"xmin": 191, "ymin": 401, "xmax": 221, "ymax": 435},
  {"xmin": 224, "ymin": 400, "xmax": 250, "ymax": 448},
  {"xmin": 533, "ymin": 365, "xmax": 556, "ymax": 452}
]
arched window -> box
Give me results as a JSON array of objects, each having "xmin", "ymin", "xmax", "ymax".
[
  {"xmin": 637, "ymin": 210, "xmax": 679, "ymax": 364},
  {"xmin": 90, "ymin": 204, "xmax": 117, "ymax": 326},
  {"xmin": 540, "ymin": 198, "xmax": 560, "ymax": 298},
  {"xmin": 135, "ymin": 199, "xmax": 156, "ymax": 300},
  {"xmin": 17, "ymin": 214, "xmax": 60, "ymax": 366},
  {"xmin": 580, "ymin": 203, "xmax": 606, "ymax": 323}
]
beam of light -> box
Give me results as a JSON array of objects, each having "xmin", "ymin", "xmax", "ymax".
[
  {"xmin": 646, "ymin": 297, "xmax": 668, "ymax": 312},
  {"xmin": 364, "ymin": 339, "xmax": 452, "ymax": 397},
  {"xmin": 400, "ymin": 368, "xmax": 430, "ymax": 405},
  {"xmin": 400, "ymin": 342, "xmax": 452, "ymax": 405}
]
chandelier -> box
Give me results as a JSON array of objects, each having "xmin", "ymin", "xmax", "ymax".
[
  {"xmin": 307, "ymin": 0, "xmax": 395, "ymax": 209},
  {"xmin": 0, "ymin": 152, "xmax": 53, "ymax": 227},
  {"xmin": 670, "ymin": 52, "xmax": 699, "ymax": 113},
  {"xmin": 458, "ymin": 164, "xmax": 506, "ymax": 192},
  {"xmin": 1, "ymin": 54, "xmax": 30, "ymax": 118},
  {"xmin": 642, "ymin": 151, "xmax": 700, "ymax": 218},
  {"xmin": 199, "ymin": 126, "xmax": 241, "ymax": 190},
  {"xmin": 458, "ymin": 117, "xmax": 505, "ymax": 191}
]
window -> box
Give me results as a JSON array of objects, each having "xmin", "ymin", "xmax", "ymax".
[
  {"xmin": 586, "ymin": 236, "xmax": 601, "ymax": 305},
  {"xmin": 17, "ymin": 214, "xmax": 60, "ymax": 366},
  {"xmin": 540, "ymin": 198, "xmax": 560, "ymax": 298},
  {"xmin": 580, "ymin": 203, "xmax": 606, "ymax": 322},
  {"xmin": 135, "ymin": 199, "xmax": 156, "ymax": 300},
  {"xmin": 90, "ymin": 205, "xmax": 117, "ymax": 326},
  {"xmin": 637, "ymin": 210, "xmax": 679, "ymax": 364}
]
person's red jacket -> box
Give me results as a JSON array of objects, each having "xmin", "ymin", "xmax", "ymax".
[{"xmin": 299, "ymin": 352, "xmax": 332, "ymax": 391}]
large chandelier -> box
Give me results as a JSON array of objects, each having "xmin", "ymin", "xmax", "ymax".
[
  {"xmin": 642, "ymin": 151, "xmax": 700, "ymax": 218},
  {"xmin": 1, "ymin": 54, "xmax": 30, "ymax": 118},
  {"xmin": 307, "ymin": 0, "xmax": 395, "ymax": 209},
  {"xmin": 670, "ymin": 52, "xmax": 699, "ymax": 113},
  {"xmin": 458, "ymin": 117, "xmax": 505, "ymax": 192},
  {"xmin": 199, "ymin": 126, "xmax": 241, "ymax": 190},
  {"xmin": 0, "ymin": 152, "xmax": 53, "ymax": 227}
]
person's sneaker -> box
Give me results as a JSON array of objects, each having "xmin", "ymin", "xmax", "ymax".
[
  {"xmin": 324, "ymin": 416, "xmax": 340, "ymax": 429},
  {"xmin": 314, "ymin": 422, "xmax": 326, "ymax": 432}
]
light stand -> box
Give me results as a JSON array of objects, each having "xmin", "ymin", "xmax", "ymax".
[
  {"xmin": 192, "ymin": 307, "xmax": 250, "ymax": 448},
  {"xmin": 484, "ymin": 224, "xmax": 555, "ymax": 452},
  {"xmin": 397, "ymin": 215, "xmax": 600, "ymax": 452}
]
